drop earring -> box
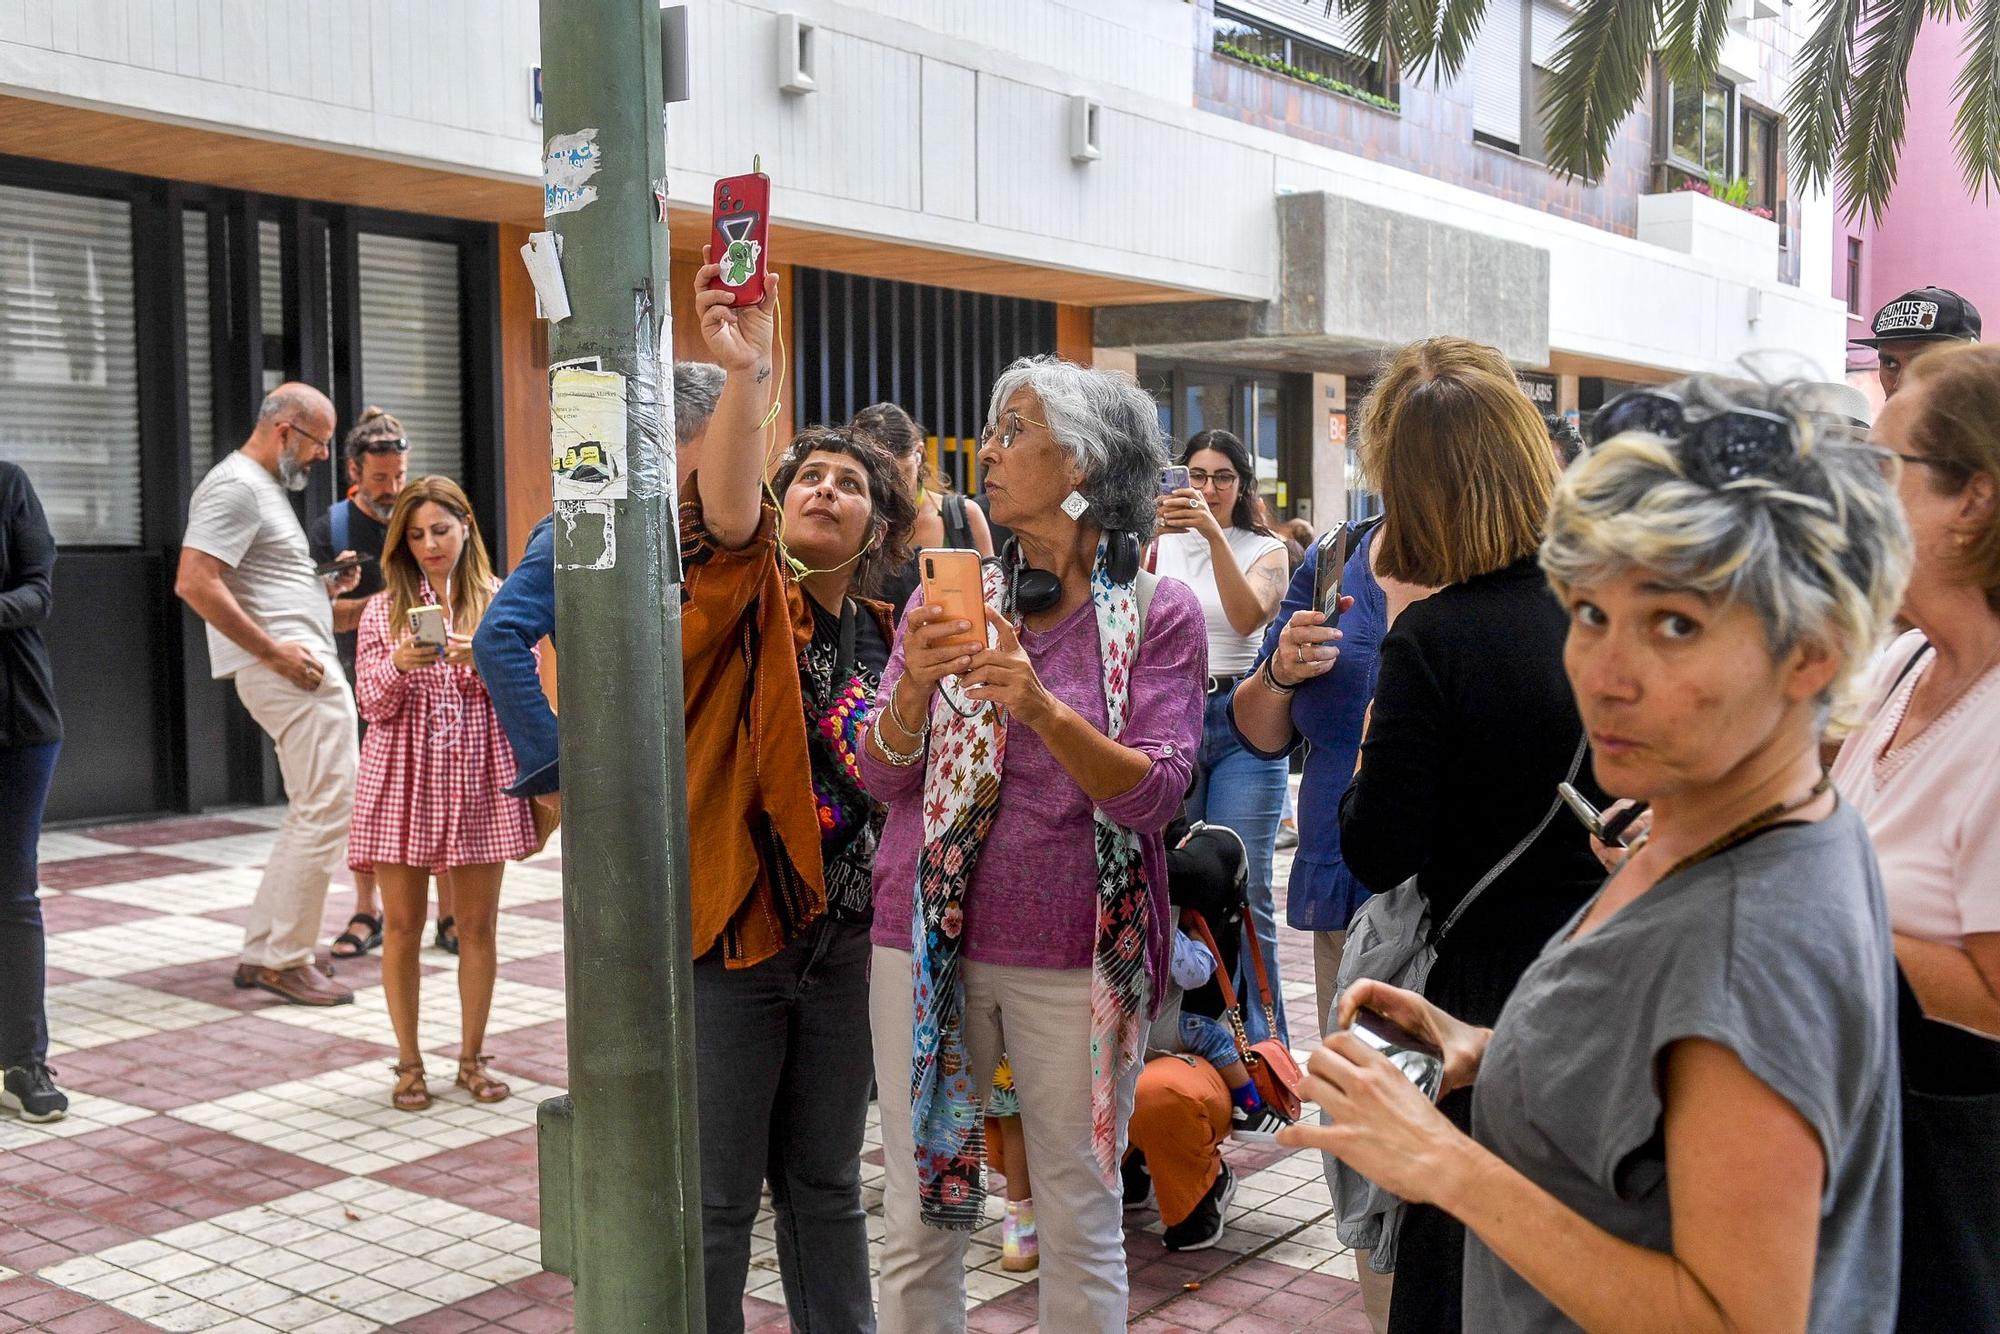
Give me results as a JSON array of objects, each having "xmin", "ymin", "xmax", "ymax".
[{"xmin": 1060, "ymin": 490, "xmax": 1089, "ymax": 521}]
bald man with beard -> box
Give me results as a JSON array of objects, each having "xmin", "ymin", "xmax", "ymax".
[{"xmin": 177, "ymin": 383, "xmax": 362, "ymax": 1006}]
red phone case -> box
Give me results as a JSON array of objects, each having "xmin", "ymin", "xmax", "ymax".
[{"xmin": 711, "ymin": 171, "xmax": 771, "ymax": 304}]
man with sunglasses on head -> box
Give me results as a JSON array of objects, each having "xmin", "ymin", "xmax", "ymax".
[
  {"xmin": 177, "ymin": 384, "xmax": 361, "ymax": 1007},
  {"xmin": 1853, "ymin": 285, "xmax": 1982, "ymax": 400}
]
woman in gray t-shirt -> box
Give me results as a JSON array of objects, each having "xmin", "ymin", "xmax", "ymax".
[{"xmin": 1279, "ymin": 377, "xmax": 1911, "ymax": 1333}]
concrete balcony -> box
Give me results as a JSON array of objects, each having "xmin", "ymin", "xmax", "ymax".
[{"xmin": 1637, "ymin": 189, "xmax": 1780, "ymax": 280}]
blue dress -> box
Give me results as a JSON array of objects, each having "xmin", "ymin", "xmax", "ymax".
[{"xmin": 1231, "ymin": 526, "xmax": 1386, "ymax": 934}]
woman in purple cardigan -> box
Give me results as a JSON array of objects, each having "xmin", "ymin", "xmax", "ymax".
[{"xmin": 861, "ymin": 356, "xmax": 1207, "ymax": 1334}]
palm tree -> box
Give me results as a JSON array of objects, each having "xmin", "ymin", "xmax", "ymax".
[{"xmin": 1324, "ymin": 0, "xmax": 2000, "ymax": 222}]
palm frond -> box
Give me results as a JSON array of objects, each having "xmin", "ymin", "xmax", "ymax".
[
  {"xmin": 1785, "ymin": 0, "xmax": 1864, "ymax": 196},
  {"xmin": 1538, "ymin": 0, "xmax": 1662, "ymax": 181},
  {"xmin": 1331, "ymin": 0, "xmax": 1401, "ymax": 64},
  {"xmin": 1425, "ymin": 0, "xmax": 1490, "ymax": 80},
  {"xmin": 1838, "ymin": 0, "xmax": 1931, "ymax": 222},
  {"xmin": 1954, "ymin": 0, "xmax": 2000, "ymax": 200},
  {"xmin": 1658, "ymin": 0, "xmax": 1733, "ymax": 84},
  {"xmin": 1929, "ymin": 0, "xmax": 1974, "ymax": 20}
]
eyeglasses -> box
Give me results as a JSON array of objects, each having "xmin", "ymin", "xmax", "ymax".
[
  {"xmin": 1589, "ymin": 388, "xmax": 1797, "ymax": 488},
  {"xmin": 1187, "ymin": 469, "xmax": 1239, "ymax": 488},
  {"xmin": 1882, "ymin": 450, "xmax": 1958, "ymax": 474},
  {"xmin": 358, "ymin": 437, "xmax": 411, "ymax": 455},
  {"xmin": 979, "ymin": 411, "xmax": 1050, "ymax": 451},
  {"xmin": 283, "ymin": 420, "xmax": 331, "ymax": 452}
]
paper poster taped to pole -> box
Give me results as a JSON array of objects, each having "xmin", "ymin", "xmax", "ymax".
[
  {"xmin": 551, "ymin": 368, "xmax": 628, "ymax": 501},
  {"xmin": 543, "ymin": 129, "xmax": 602, "ymax": 217}
]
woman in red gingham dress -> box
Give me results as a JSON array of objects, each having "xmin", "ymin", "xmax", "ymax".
[{"xmin": 350, "ymin": 476, "xmax": 535, "ymax": 1112}]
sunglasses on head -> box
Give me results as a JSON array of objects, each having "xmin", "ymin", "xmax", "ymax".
[
  {"xmin": 1588, "ymin": 389, "xmax": 1797, "ymax": 488},
  {"xmin": 358, "ymin": 437, "xmax": 410, "ymax": 455}
]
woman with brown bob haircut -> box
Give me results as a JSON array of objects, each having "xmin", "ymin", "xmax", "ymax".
[{"xmin": 1328, "ymin": 338, "xmax": 1610, "ymax": 1334}]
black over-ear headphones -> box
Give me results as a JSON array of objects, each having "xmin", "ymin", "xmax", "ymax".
[{"xmin": 998, "ymin": 532, "xmax": 1141, "ymax": 616}]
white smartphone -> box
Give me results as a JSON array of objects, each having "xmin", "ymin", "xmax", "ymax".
[{"xmin": 407, "ymin": 605, "xmax": 448, "ymax": 649}]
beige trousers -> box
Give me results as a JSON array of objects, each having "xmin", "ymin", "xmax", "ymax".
[
  {"xmin": 231, "ymin": 655, "xmax": 357, "ymax": 971},
  {"xmin": 1315, "ymin": 928, "xmax": 1396, "ymax": 1334},
  {"xmin": 870, "ymin": 944, "xmax": 1140, "ymax": 1334}
]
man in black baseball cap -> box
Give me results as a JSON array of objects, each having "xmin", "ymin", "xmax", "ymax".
[{"xmin": 1851, "ymin": 285, "xmax": 1982, "ymax": 398}]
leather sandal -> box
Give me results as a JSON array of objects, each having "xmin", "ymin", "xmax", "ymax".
[
  {"xmin": 391, "ymin": 1060, "xmax": 431, "ymax": 1112},
  {"xmin": 455, "ymin": 1054, "xmax": 510, "ymax": 1104},
  {"xmin": 330, "ymin": 913, "xmax": 383, "ymax": 959},
  {"xmin": 434, "ymin": 916, "xmax": 459, "ymax": 956}
]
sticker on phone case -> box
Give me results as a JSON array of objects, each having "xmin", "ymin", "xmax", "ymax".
[
  {"xmin": 551, "ymin": 368, "xmax": 628, "ymax": 501},
  {"xmin": 717, "ymin": 212, "xmax": 762, "ymax": 288}
]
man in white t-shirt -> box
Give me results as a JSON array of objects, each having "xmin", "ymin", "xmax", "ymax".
[{"xmin": 176, "ymin": 384, "xmax": 362, "ymax": 1006}]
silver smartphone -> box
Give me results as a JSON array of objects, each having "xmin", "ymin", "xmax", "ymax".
[
  {"xmin": 1350, "ymin": 1008, "xmax": 1445, "ymax": 1103},
  {"xmin": 1558, "ymin": 783, "xmax": 1648, "ymax": 847}
]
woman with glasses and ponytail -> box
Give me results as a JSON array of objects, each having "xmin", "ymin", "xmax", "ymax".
[
  {"xmin": 1154, "ymin": 428, "xmax": 1294, "ymax": 1049},
  {"xmin": 1282, "ymin": 374, "xmax": 1910, "ymax": 1333},
  {"xmin": 860, "ymin": 356, "xmax": 1206, "ymax": 1333},
  {"xmin": 686, "ymin": 259, "xmax": 916, "ymax": 1334}
]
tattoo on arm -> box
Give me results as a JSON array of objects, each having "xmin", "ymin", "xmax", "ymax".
[
  {"xmin": 755, "ymin": 363, "xmax": 772, "ymax": 384},
  {"xmin": 1252, "ymin": 562, "xmax": 1286, "ymax": 606}
]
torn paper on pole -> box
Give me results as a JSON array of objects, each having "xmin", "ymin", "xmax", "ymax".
[
  {"xmin": 543, "ymin": 128, "xmax": 602, "ymax": 217},
  {"xmin": 520, "ymin": 231, "xmax": 571, "ymax": 322},
  {"xmin": 551, "ymin": 368, "xmax": 629, "ymax": 501}
]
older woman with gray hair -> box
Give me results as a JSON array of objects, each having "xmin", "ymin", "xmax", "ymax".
[
  {"xmin": 1280, "ymin": 376, "xmax": 1910, "ymax": 1333},
  {"xmin": 861, "ymin": 355, "xmax": 1207, "ymax": 1333}
]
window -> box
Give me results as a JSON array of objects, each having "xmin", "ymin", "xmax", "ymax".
[
  {"xmin": 358, "ymin": 233, "xmax": 466, "ymax": 484},
  {"xmin": 184, "ymin": 209, "xmax": 214, "ymax": 483},
  {"xmin": 1212, "ymin": 3, "xmax": 1390, "ymax": 101},
  {"xmin": 0, "ymin": 184, "xmax": 141, "ymax": 546},
  {"xmin": 1469, "ymin": 0, "xmax": 1526, "ymax": 151},
  {"xmin": 1662, "ymin": 76, "xmax": 1733, "ymax": 180},
  {"xmin": 1522, "ymin": 0, "xmax": 1571, "ymax": 163},
  {"xmin": 1846, "ymin": 239, "xmax": 1864, "ymax": 316},
  {"xmin": 1742, "ymin": 106, "xmax": 1780, "ymax": 212}
]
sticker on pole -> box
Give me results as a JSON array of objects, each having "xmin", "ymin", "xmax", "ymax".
[
  {"xmin": 543, "ymin": 129, "xmax": 602, "ymax": 217},
  {"xmin": 551, "ymin": 368, "xmax": 628, "ymax": 501}
]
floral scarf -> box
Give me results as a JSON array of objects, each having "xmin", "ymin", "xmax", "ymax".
[{"xmin": 907, "ymin": 548, "xmax": 1152, "ymax": 1230}]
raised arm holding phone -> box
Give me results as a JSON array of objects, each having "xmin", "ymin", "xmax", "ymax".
[{"xmin": 680, "ymin": 253, "xmax": 917, "ymax": 1333}]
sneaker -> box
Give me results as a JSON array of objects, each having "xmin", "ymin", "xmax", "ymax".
[
  {"xmin": 1231, "ymin": 1101, "xmax": 1292, "ymax": 1140},
  {"xmin": 1276, "ymin": 819, "xmax": 1299, "ymax": 850},
  {"xmin": 2, "ymin": 1063, "xmax": 70, "ymax": 1123},
  {"xmin": 1121, "ymin": 1151, "xmax": 1154, "ymax": 1209},
  {"xmin": 1163, "ymin": 1160, "xmax": 1235, "ymax": 1252},
  {"xmin": 1001, "ymin": 1198, "xmax": 1039, "ymax": 1272}
]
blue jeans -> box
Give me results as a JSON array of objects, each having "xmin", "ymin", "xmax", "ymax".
[
  {"xmin": 1186, "ymin": 690, "xmax": 1290, "ymax": 1046},
  {"xmin": 1, "ymin": 742, "xmax": 59, "ymax": 1069},
  {"xmin": 694, "ymin": 916, "xmax": 876, "ymax": 1334},
  {"xmin": 1178, "ymin": 1010, "xmax": 1241, "ymax": 1069}
]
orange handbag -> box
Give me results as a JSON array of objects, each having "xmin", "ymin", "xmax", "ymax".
[{"xmin": 1182, "ymin": 910, "xmax": 1305, "ymax": 1121}]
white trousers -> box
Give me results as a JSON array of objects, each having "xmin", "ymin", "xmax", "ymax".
[
  {"xmin": 869, "ymin": 944, "xmax": 1140, "ymax": 1334},
  {"xmin": 231, "ymin": 655, "xmax": 357, "ymax": 971}
]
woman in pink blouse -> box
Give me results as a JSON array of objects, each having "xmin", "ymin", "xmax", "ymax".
[
  {"xmin": 350, "ymin": 477, "xmax": 535, "ymax": 1112},
  {"xmin": 1833, "ymin": 342, "xmax": 2000, "ymax": 1329},
  {"xmin": 861, "ymin": 357, "xmax": 1206, "ymax": 1334}
]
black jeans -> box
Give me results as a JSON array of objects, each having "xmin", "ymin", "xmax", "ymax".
[
  {"xmin": 694, "ymin": 916, "xmax": 876, "ymax": 1334},
  {"xmin": 0, "ymin": 742, "xmax": 60, "ymax": 1069}
]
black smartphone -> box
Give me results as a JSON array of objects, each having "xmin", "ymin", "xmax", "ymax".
[
  {"xmin": 1311, "ymin": 523, "xmax": 1353, "ymax": 624},
  {"xmin": 1558, "ymin": 783, "xmax": 1649, "ymax": 847},
  {"xmin": 1350, "ymin": 1007, "xmax": 1445, "ymax": 1102},
  {"xmin": 313, "ymin": 555, "xmax": 370, "ymax": 577}
]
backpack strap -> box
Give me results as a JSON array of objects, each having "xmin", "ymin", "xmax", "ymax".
[
  {"xmin": 329, "ymin": 499, "xmax": 350, "ymax": 553},
  {"xmin": 941, "ymin": 492, "xmax": 973, "ymax": 551}
]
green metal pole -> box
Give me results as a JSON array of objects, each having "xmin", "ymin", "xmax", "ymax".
[{"xmin": 533, "ymin": 1, "xmax": 704, "ymax": 1328}]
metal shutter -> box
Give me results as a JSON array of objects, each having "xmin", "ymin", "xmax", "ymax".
[
  {"xmin": 1221, "ymin": 0, "xmax": 1372, "ymax": 57},
  {"xmin": 1531, "ymin": 0, "xmax": 1571, "ymax": 67},
  {"xmin": 1470, "ymin": 0, "xmax": 1525, "ymax": 145},
  {"xmin": 184, "ymin": 209, "xmax": 215, "ymax": 481},
  {"xmin": 357, "ymin": 234, "xmax": 465, "ymax": 484},
  {"xmin": 0, "ymin": 185, "xmax": 140, "ymax": 547}
]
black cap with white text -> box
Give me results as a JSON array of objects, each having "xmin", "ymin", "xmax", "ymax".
[{"xmin": 1851, "ymin": 286, "xmax": 1982, "ymax": 347}]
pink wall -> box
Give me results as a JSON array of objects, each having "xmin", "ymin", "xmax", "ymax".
[{"xmin": 1833, "ymin": 13, "xmax": 2000, "ymax": 372}]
